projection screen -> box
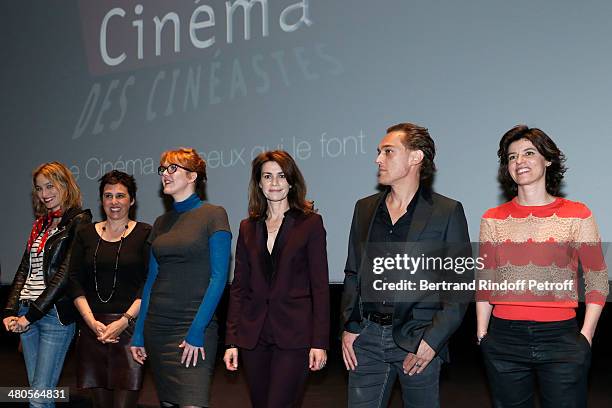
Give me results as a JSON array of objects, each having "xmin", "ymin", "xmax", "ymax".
[{"xmin": 2, "ymin": 0, "xmax": 612, "ymax": 283}]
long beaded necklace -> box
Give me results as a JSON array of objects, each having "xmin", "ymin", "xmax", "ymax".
[{"xmin": 93, "ymin": 222, "xmax": 129, "ymax": 303}]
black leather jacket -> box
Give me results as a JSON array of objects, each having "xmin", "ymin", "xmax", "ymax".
[{"xmin": 3, "ymin": 207, "xmax": 92, "ymax": 325}]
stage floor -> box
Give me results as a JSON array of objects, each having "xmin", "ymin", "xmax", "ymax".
[
  {"xmin": 0, "ymin": 336, "xmax": 610, "ymax": 407},
  {"xmin": 1, "ymin": 289, "xmax": 610, "ymax": 407}
]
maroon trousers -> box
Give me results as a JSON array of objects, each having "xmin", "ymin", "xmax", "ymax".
[{"xmin": 241, "ymin": 319, "xmax": 310, "ymax": 408}]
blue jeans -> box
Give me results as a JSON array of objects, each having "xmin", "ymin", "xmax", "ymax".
[
  {"xmin": 18, "ymin": 305, "xmax": 75, "ymax": 408},
  {"xmin": 348, "ymin": 320, "xmax": 442, "ymax": 408}
]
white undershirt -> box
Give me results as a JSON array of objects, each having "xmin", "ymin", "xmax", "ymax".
[{"xmin": 19, "ymin": 228, "xmax": 58, "ymax": 301}]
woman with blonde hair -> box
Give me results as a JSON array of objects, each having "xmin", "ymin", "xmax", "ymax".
[
  {"xmin": 130, "ymin": 148, "xmax": 231, "ymax": 408},
  {"xmin": 2, "ymin": 161, "xmax": 92, "ymax": 408}
]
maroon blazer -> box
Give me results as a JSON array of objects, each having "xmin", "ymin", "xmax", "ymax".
[{"xmin": 226, "ymin": 209, "xmax": 330, "ymax": 350}]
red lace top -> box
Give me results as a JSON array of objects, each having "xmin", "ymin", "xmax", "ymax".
[{"xmin": 478, "ymin": 197, "xmax": 608, "ymax": 321}]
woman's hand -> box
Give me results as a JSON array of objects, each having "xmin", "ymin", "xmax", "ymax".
[
  {"xmin": 580, "ymin": 330, "xmax": 593, "ymax": 346},
  {"xmin": 476, "ymin": 331, "xmax": 487, "ymax": 345},
  {"xmin": 2, "ymin": 316, "xmax": 18, "ymax": 332},
  {"xmin": 86, "ymin": 319, "xmax": 106, "ymax": 337},
  {"xmin": 309, "ymin": 348, "xmax": 327, "ymax": 371},
  {"xmin": 130, "ymin": 346, "xmax": 147, "ymax": 364},
  {"xmin": 223, "ymin": 347, "xmax": 239, "ymax": 371},
  {"xmin": 97, "ymin": 318, "xmax": 128, "ymax": 344},
  {"xmin": 179, "ymin": 340, "xmax": 205, "ymax": 368},
  {"xmin": 13, "ymin": 316, "xmax": 30, "ymax": 333}
]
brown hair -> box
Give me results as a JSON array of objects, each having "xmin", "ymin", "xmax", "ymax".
[
  {"xmin": 32, "ymin": 162, "xmax": 82, "ymax": 217},
  {"xmin": 248, "ymin": 150, "xmax": 314, "ymax": 219},
  {"xmin": 160, "ymin": 147, "xmax": 207, "ymax": 199},
  {"xmin": 497, "ymin": 125, "xmax": 567, "ymax": 198},
  {"xmin": 386, "ymin": 122, "xmax": 436, "ymax": 182}
]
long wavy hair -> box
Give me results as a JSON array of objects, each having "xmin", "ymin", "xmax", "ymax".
[
  {"xmin": 31, "ymin": 162, "xmax": 82, "ymax": 217},
  {"xmin": 248, "ymin": 150, "xmax": 314, "ymax": 219}
]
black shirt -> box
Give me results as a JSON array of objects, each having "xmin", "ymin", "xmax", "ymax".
[
  {"xmin": 362, "ymin": 188, "xmax": 420, "ymax": 315},
  {"xmin": 69, "ymin": 222, "xmax": 151, "ymax": 314}
]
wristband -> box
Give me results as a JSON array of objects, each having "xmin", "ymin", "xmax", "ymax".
[{"xmin": 122, "ymin": 312, "xmax": 136, "ymax": 325}]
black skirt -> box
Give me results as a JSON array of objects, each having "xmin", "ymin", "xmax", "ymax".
[
  {"xmin": 144, "ymin": 319, "xmax": 218, "ymax": 406},
  {"xmin": 76, "ymin": 313, "xmax": 144, "ymax": 390}
]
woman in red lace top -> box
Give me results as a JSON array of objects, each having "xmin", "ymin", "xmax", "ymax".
[{"xmin": 477, "ymin": 125, "xmax": 608, "ymax": 408}]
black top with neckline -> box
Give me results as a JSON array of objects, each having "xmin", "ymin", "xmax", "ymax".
[{"xmin": 68, "ymin": 221, "xmax": 151, "ymax": 314}]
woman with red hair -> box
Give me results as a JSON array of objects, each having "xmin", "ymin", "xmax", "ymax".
[{"xmin": 130, "ymin": 148, "xmax": 231, "ymax": 408}]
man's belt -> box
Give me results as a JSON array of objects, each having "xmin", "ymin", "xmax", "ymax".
[{"xmin": 365, "ymin": 312, "xmax": 393, "ymax": 326}]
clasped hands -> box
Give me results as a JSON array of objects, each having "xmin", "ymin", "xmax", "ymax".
[
  {"xmin": 88, "ymin": 317, "xmax": 127, "ymax": 344},
  {"xmin": 2, "ymin": 316, "xmax": 30, "ymax": 333}
]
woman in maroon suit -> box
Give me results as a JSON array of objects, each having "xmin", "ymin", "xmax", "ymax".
[{"xmin": 224, "ymin": 150, "xmax": 330, "ymax": 408}]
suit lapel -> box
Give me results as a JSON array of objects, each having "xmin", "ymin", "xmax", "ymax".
[
  {"xmin": 396, "ymin": 188, "xmax": 434, "ymax": 304},
  {"xmin": 405, "ymin": 189, "xmax": 433, "ymax": 243},
  {"xmin": 361, "ymin": 189, "xmax": 434, "ymax": 244},
  {"xmin": 360, "ymin": 191, "xmax": 386, "ymax": 245},
  {"xmin": 271, "ymin": 213, "xmax": 295, "ymax": 260},
  {"xmin": 255, "ymin": 219, "xmax": 272, "ymax": 284},
  {"xmin": 255, "ymin": 218, "xmax": 266, "ymax": 251},
  {"xmin": 269, "ymin": 210, "xmax": 297, "ymax": 282}
]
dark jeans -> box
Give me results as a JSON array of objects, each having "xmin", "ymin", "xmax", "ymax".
[
  {"xmin": 481, "ymin": 316, "xmax": 591, "ymax": 408},
  {"xmin": 348, "ymin": 320, "xmax": 442, "ymax": 408}
]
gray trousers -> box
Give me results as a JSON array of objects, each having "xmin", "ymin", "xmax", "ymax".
[{"xmin": 348, "ymin": 320, "xmax": 442, "ymax": 408}]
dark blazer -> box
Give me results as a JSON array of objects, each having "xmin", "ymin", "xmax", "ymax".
[
  {"xmin": 340, "ymin": 187, "xmax": 471, "ymax": 361},
  {"xmin": 226, "ymin": 209, "xmax": 330, "ymax": 350},
  {"xmin": 4, "ymin": 207, "xmax": 92, "ymax": 325}
]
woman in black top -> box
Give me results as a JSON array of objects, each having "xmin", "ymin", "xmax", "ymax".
[{"xmin": 69, "ymin": 171, "xmax": 151, "ymax": 408}]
